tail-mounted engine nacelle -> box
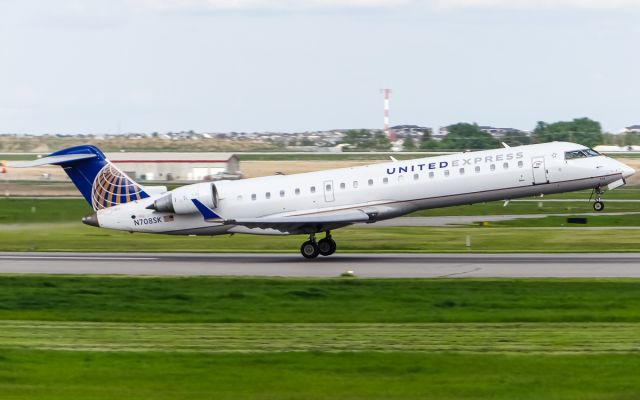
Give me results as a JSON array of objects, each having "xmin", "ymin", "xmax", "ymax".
[{"xmin": 147, "ymin": 182, "xmax": 217, "ymax": 214}]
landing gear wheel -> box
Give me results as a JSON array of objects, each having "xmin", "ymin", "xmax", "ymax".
[
  {"xmin": 318, "ymin": 238, "xmax": 337, "ymax": 256},
  {"xmin": 593, "ymin": 201, "xmax": 604, "ymax": 212},
  {"xmin": 300, "ymin": 240, "xmax": 320, "ymax": 259}
]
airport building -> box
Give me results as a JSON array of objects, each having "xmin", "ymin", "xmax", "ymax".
[{"xmin": 105, "ymin": 152, "xmax": 241, "ymax": 182}]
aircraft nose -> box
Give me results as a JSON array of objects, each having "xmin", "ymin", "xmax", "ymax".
[
  {"xmin": 621, "ymin": 163, "xmax": 636, "ymax": 179},
  {"xmin": 82, "ymin": 212, "xmax": 100, "ymax": 227}
]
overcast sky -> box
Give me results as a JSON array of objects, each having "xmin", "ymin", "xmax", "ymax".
[{"xmin": 0, "ymin": 0, "xmax": 638, "ymax": 134}]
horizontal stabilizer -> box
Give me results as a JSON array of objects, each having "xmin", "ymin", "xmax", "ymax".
[{"xmin": 9, "ymin": 153, "xmax": 97, "ymax": 168}]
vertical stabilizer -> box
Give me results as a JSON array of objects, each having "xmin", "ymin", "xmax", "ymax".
[{"xmin": 27, "ymin": 145, "xmax": 149, "ymax": 210}]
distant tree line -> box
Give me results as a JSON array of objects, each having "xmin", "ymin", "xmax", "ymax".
[
  {"xmin": 341, "ymin": 118, "xmax": 607, "ymax": 152},
  {"xmin": 602, "ymin": 132, "xmax": 640, "ymax": 147},
  {"xmin": 341, "ymin": 129, "xmax": 393, "ymax": 151}
]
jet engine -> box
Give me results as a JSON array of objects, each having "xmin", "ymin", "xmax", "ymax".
[{"xmin": 147, "ymin": 182, "xmax": 218, "ymax": 214}]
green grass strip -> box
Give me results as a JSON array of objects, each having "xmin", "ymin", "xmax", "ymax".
[
  {"xmin": 1, "ymin": 321, "xmax": 639, "ymax": 354},
  {"xmin": 3, "ymin": 276, "xmax": 640, "ymax": 323},
  {"xmin": 2, "ymin": 350, "xmax": 640, "ymax": 400}
]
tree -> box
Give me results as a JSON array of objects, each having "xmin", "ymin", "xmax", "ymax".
[
  {"xmin": 532, "ymin": 118, "xmax": 603, "ymax": 148},
  {"xmin": 440, "ymin": 123, "xmax": 499, "ymax": 150},
  {"xmin": 418, "ymin": 131, "xmax": 440, "ymax": 150},
  {"xmin": 341, "ymin": 129, "xmax": 391, "ymax": 151},
  {"xmin": 403, "ymin": 137, "xmax": 416, "ymax": 151},
  {"xmin": 501, "ymin": 130, "xmax": 531, "ymax": 146},
  {"xmin": 300, "ymin": 137, "xmax": 314, "ymax": 146}
]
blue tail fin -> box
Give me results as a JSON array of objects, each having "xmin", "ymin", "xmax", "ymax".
[{"xmin": 46, "ymin": 145, "xmax": 149, "ymax": 210}]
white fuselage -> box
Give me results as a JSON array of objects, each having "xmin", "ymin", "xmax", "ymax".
[{"xmin": 95, "ymin": 142, "xmax": 634, "ymax": 236}]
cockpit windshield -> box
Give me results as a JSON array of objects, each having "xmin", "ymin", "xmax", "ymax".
[{"xmin": 565, "ymin": 148, "xmax": 601, "ymax": 160}]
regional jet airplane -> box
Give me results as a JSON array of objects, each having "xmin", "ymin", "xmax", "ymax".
[{"xmin": 13, "ymin": 142, "xmax": 635, "ymax": 258}]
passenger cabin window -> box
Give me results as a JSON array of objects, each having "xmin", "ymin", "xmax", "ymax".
[
  {"xmin": 353, "ymin": 181, "xmax": 359, "ymax": 188},
  {"xmin": 237, "ymin": 195, "xmax": 243, "ymax": 201},
  {"xmin": 444, "ymin": 170, "xmax": 450, "ymax": 177},
  {"xmin": 383, "ymin": 177, "xmax": 389, "ymax": 184},
  {"xmin": 340, "ymin": 183, "xmax": 345, "ymax": 189},
  {"xmin": 251, "ymin": 194, "xmax": 256, "ymax": 201},
  {"xmin": 265, "ymin": 192, "xmax": 271, "ymax": 199},
  {"xmin": 475, "ymin": 166, "xmax": 480, "ymax": 173},
  {"xmin": 368, "ymin": 179, "xmax": 374, "ymax": 186},
  {"xmin": 503, "ymin": 162, "xmax": 509, "ymax": 169},
  {"xmin": 310, "ymin": 186, "xmax": 316, "ymax": 193},
  {"xmin": 326, "ymin": 183, "xmax": 332, "ymax": 191},
  {"xmin": 295, "ymin": 188, "xmax": 300, "ymax": 195},
  {"xmin": 490, "ymin": 164, "xmax": 496, "ymax": 171},
  {"xmin": 429, "ymin": 171, "xmax": 434, "ymax": 178},
  {"xmin": 518, "ymin": 161, "xmax": 524, "ymax": 168},
  {"xmin": 459, "ymin": 168, "xmax": 465, "ymax": 175},
  {"xmin": 565, "ymin": 149, "xmax": 601, "ymax": 160},
  {"xmin": 413, "ymin": 173, "xmax": 419, "ymax": 180},
  {"xmin": 280, "ymin": 190, "xmax": 285, "ymax": 197}
]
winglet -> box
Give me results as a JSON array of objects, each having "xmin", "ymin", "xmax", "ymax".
[{"xmin": 191, "ymin": 199, "xmax": 223, "ymax": 221}]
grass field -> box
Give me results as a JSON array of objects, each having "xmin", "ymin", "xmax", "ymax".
[
  {"xmin": 4, "ymin": 276, "xmax": 640, "ymax": 323},
  {"xmin": 4, "ymin": 321, "xmax": 640, "ymax": 353},
  {"xmin": 1, "ymin": 224, "xmax": 640, "ymax": 252},
  {"xmin": 4, "ymin": 350, "xmax": 640, "ymax": 400},
  {"xmin": 2, "ymin": 276, "xmax": 640, "ymax": 399},
  {"xmin": 491, "ymin": 213, "xmax": 640, "ymax": 227}
]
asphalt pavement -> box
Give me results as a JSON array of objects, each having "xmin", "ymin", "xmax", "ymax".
[{"xmin": 0, "ymin": 252, "xmax": 639, "ymax": 278}]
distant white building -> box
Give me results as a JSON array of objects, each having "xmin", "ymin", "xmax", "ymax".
[
  {"xmin": 478, "ymin": 126, "xmax": 525, "ymax": 138},
  {"xmin": 435, "ymin": 125, "xmax": 526, "ymax": 140},
  {"xmin": 621, "ymin": 125, "xmax": 640, "ymax": 134},
  {"xmin": 106, "ymin": 152, "xmax": 241, "ymax": 182},
  {"xmin": 593, "ymin": 145, "xmax": 640, "ymax": 152}
]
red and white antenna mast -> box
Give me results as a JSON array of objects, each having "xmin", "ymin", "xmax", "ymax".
[{"xmin": 381, "ymin": 88, "xmax": 396, "ymax": 141}]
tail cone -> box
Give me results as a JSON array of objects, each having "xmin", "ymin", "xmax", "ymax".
[{"xmin": 82, "ymin": 212, "xmax": 99, "ymax": 227}]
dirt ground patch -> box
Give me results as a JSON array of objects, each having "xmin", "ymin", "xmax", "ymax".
[
  {"xmin": 240, "ymin": 160, "xmax": 375, "ymax": 178},
  {"xmin": 615, "ymin": 158, "xmax": 640, "ymax": 185}
]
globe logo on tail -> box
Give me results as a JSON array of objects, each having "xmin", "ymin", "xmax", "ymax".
[{"xmin": 91, "ymin": 163, "xmax": 148, "ymax": 210}]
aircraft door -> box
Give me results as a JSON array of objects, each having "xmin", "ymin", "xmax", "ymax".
[
  {"xmin": 531, "ymin": 156, "xmax": 548, "ymax": 184},
  {"xmin": 323, "ymin": 180, "xmax": 335, "ymax": 202}
]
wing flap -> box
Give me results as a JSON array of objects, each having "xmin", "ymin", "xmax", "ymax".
[
  {"xmin": 226, "ymin": 210, "xmax": 371, "ymax": 233},
  {"xmin": 226, "ymin": 210, "xmax": 371, "ymax": 228}
]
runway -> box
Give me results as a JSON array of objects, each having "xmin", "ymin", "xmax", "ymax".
[{"xmin": 1, "ymin": 252, "xmax": 640, "ymax": 278}]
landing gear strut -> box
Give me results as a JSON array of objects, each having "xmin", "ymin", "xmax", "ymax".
[
  {"xmin": 300, "ymin": 232, "xmax": 336, "ymax": 259},
  {"xmin": 590, "ymin": 187, "xmax": 605, "ymax": 212}
]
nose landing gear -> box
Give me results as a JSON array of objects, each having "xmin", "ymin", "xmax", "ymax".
[
  {"xmin": 300, "ymin": 232, "xmax": 337, "ymax": 259},
  {"xmin": 593, "ymin": 200, "xmax": 604, "ymax": 212},
  {"xmin": 590, "ymin": 187, "xmax": 605, "ymax": 212}
]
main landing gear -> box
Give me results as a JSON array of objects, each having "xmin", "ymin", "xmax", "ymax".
[
  {"xmin": 300, "ymin": 232, "xmax": 337, "ymax": 259},
  {"xmin": 590, "ymin": 187, "xmax": 605, "ymax": 212}
]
